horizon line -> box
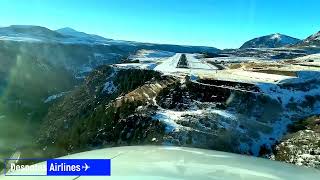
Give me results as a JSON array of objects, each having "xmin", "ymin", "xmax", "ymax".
[{"xmin": 0, "ymin": 24, "xmax": 316, "ymax": 50}]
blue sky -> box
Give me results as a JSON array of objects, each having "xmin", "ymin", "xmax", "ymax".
[{"xmin": 0, "ymin": 0, "xmax": 319, "ymax": 49}]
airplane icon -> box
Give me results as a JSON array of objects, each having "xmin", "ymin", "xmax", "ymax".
[{"xmin": 82, "ymin": 163, "xmax": 90, "ymax": 171}]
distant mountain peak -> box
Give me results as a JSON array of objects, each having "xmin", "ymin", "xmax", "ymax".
[
  {"xmin": 58, "ymin": 27, "xmax": 75, "ymax": 30},
  {"xmin": 270, "ymin": 33, "xmax": 281, "ymax": 40},
  {"xmin": 55, "ymin": 27, "xmax": 112, "ymax": 42},
  {"xmin": 240, "ymin": 33, "xmax": 301, "ymax": 49},
  {"xmin": 309, "ymin": 31, "xmax": 320, "ymax": 40},
  {"xmin": 56, "ymin": 27, "xmax": 83, "ymax": 34},
  {"xmin": 297, "ymin": 30, "xmax": 320, "ymax": 47}
]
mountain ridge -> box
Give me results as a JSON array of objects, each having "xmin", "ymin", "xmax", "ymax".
[
  {"xmin": 240, "ymin": 33, "xmax": 301, "ymax": 49},
  {"xmin": 56, "ymin": 27, "xmax": 113, "ymax": 42},
  {"xmin": 295, "ymin": 31, "xmax": 320, "ymax": 47},
  {"xmin": 0, "ymin": 25, "xmax": 220, "ymax": 52}
]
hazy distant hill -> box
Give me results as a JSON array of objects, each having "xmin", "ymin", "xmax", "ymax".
[{"xmin": 56, "ymin": 27, "xmax": 113, "ymax": 42}]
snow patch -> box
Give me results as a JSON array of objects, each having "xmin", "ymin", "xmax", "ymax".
[
  {"xmin": 115, "ymin": 63, "xmax": 157, "ymax": 70},
  {"xmin": 132, "ymin": 49, "xmax": 175, "ymax": 58},
  {"xmin": 270, "ymin": 33, "xmax": 281, "ymax": 40},
  {"xmin": 258, "ymin": 71, "xmax": 320, "ymax": 107},
  {"xmin": 102, "ymin": 81, "xmax": 117, "ymax": 94},
  {"xmin": 0, "ymin": 36, "xmax": 43, "ymax": 42},
  {"xmin": 44, "ymin": 92, "xmax": 68, "ymax": 103},
  {"xmin": 102, "ymin": 68, "xmax": 118, "ymax": 94},
  {"xmin": 152, "ymin": 110, "xmax": 183, "ymax": 133},
  {"xmin": 153, "ymin": 108, "xmax": 236, "ymax": 134},
  {"xmin": 251, "ymin": 116, "xmax": 291, "ymax": 156},
  {"xmin": 211, "ymin": 109, "xmax": 236, "ymax": 120}
]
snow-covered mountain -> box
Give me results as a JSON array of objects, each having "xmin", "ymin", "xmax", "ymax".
[
  {"xmin": 297, "ymin": 31, "xmax": 320, "ymax": 47},
  {"xmin": 240, "ymin": 33, "xmax": 301, "ymax": 49}
]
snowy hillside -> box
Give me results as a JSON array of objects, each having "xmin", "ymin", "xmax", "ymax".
[
  {"xmin": 132, "ymin": 49, "xmax": 176, "ymax": 58},
  {"xmin": 240, "ymin": 33, "xmax": 301, "ymax": 49},
  {"xmin": 297, "ymin": 31, "xmax": 320, "ymax": 47}
]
